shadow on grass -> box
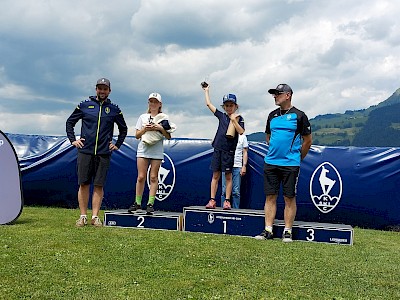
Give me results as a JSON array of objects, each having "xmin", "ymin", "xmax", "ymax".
[{"xmin": 6, "ymin": 217, "xmax": 36, "ymax": 225}]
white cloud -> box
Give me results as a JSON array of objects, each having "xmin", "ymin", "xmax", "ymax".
[
  {"xmin": 0, "ymin": 0, "xmax": 400, "ymax": 138},
  {"xmin": 0, "ymin": 112, "xmax": 66, "ymax": 135}
]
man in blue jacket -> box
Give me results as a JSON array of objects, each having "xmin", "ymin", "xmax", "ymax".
[{"xmin": 66, "ymin": 78, "xmax": 128, "ymax": 227}]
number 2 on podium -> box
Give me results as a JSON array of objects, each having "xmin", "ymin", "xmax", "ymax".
[{"xmin": 137, "ymin": 216, "xmax": 145, "ymax": 228}]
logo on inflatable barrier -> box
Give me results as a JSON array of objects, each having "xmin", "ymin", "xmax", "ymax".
[
  {"xmin": 208, "ymin": 213, "xmax": 215, "ymax": 224},
  {"xmin": 147, "ymin": 153, "xmax": 176, "ymax": 202},
  {"xmin": 310, "ymin": 162, "xmax": 343, "ymax": 213}
]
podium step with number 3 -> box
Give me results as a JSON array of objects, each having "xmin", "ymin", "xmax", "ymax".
[{"xmin": 183, "ymin": 206, "xmax": 353, "ymax": 245}]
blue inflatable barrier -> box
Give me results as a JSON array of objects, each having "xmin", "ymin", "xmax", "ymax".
[{"xmin": 5, "ymin": 133, "xmax": 400, "ymax": 230}]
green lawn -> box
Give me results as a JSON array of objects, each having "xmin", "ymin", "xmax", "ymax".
[{"xmin": 0, "ymin": 207, "xmax": 399, "ymax": 300}]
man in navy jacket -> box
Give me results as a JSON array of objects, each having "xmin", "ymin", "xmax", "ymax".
[{"xmin": 66, "ymin": 78, "xmax": 128, "ymax": 227}]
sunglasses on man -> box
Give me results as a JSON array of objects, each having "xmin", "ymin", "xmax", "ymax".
[{"xmin": 272, "ymin": 91, "xmax": 288, "ymax": 96}]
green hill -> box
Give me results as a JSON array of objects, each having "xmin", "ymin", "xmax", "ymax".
[
  {"xmin": 247, "ymin": 88, "xmax": 400, "ymax": 147},
  {"xmin": 352, "ymin": 102, "xmax": 400, "ymax": 146}
]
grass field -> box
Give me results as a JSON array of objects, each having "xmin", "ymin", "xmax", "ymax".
[{"xmin": 0, "ymin": 207, "xmax": 399, "ymax": 300}]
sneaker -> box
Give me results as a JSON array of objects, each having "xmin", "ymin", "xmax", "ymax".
[
  {"xmin": 223, "ymin": 201, "xmax": 231, "ymax": 210},
  {"xmin": 75, "ymin": 216, "xmax": 87, "ymax": 227},
  {"xmin": 254, "ymin": 229, "xmax": 273, "ymax": 240},
  {"xmin": 146, "ymin": 204, "xmax": 154, "ymax": 215},
  {"xmin": 128, "ymin": 202, "xmax": 141, "ymax": 213},
  {"xmin": 91, "ymin": 216, "xmax": 103, "ymax": 227},
  {"xmin": 205, "ymin": 199, "xmax": 216, "ymax": 209},
  {"xmin": 282, "ymin": 230, "xmax": 293, "ymax": 242}
]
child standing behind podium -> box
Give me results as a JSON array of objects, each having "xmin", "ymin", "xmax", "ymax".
[
  {"xmin": 201, "ymin": 83, "xmax": 245, "ymax": 210},
  {"xmin": 221, "ymin": 134, "xmax": 249, "ymax": 209}
]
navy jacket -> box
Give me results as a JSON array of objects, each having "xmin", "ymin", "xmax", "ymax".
[{"xmin": 66, "ymin": 96, "xmax": 128, "ymax": 155}]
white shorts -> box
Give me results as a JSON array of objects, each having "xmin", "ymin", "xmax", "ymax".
[{"xmin": 136, "ymin": 139, "xmax": 164, "ymax": 160}]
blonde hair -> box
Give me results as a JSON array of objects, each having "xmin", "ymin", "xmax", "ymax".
[{"xmin": 147, "ymin": 102, "xmax": 162, "ymax": 113}]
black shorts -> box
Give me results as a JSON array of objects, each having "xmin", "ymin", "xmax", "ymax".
[
  {"xmin": 210, "ymin": 149, "xmax": 234, "ymax": 174},
  {"xmin": 77, "ymin": 152, "xmax": 111, "ymax": 186},
  {"xmin": 263, "ymin": 163, "xmax": 300, "ymax": 198}
]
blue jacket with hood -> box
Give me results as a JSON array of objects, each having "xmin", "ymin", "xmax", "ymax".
[{"xmin": 66, "ymin": 96, "xmax": 128, "ymax": 155}]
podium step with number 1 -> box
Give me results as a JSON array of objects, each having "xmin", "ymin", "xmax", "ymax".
[{"xmin": 183, "ymin": 206, "xmax": 353, "ymax": 245}]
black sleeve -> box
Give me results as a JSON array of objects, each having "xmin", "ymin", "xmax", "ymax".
[
  {"xmin": 299, "ymin": 112, "xmax": 312, "ymax": 136},
  {"xmin": 114, "ymin": 112, "xmax": 128, "ymax": 149},
  {"xmin": 239, "ymin": 116, "xmax": 245, "ymax": 131},
  {"xmin": 66, "ymin": 107, "xmax": 82, "ymax": 144},
  {"xmin": 265, "ymin": 115, "xmax": 271, "ymax": 134}
]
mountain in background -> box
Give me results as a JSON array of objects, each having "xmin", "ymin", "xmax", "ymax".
[{"xmin": 247, "ymin": 88, "xmax": 400, "ymax": 147}]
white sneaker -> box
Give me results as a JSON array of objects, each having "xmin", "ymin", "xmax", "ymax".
[
  {"xmin": 282, "ymin": 230, "xmax": 293, "ymax": 242},
  {"xmin": 76, "ymin": 216, "xmax": 87, "ymax": 227},
  {"xmin": 91, "ymin": 216, "xmax": 103, "ymax": 227}
]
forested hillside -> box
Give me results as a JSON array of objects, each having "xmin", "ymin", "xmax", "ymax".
[{"xmin": 352, "ymin": 103, "xmax": 400, "ymax": 146}]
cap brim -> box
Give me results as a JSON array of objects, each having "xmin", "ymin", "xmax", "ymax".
[
  {"xmin": 222, "ymin": 101, "xmax": 237, "ymax": 106},
  {"xmin": 268, "ymin": 89, "xmax": 278, "ymax": 94}
]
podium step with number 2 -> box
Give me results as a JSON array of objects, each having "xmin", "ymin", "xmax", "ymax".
[{"xmin": 104, "ymin": 210, "xmax": 182, "ymax": 231}]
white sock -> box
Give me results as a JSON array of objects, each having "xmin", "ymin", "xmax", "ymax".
[
  {"xmin": 265, "ymin": 226, "xmax": 273, "ymax": 233},
  {"xmin": 92, "ymin": 216, "xmax": 98, "ymax": 219},
  {"xmin": 284, "ymin": 227, "xmax": 292, "ymax": 233},
  {"xmin": 80, "ymin": 215, "xmax": 87, "ymax": 218}
]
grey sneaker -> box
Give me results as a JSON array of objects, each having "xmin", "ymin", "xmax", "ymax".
[
  {"xmin": 146, "ymin": 204, "xmax": 154, "ymax": 215},
  {"xmin": 255, "ymin": 229, "xmax": 273, "ymax": 240},
  {"xmin": 282, "ymin": 230, "xmax": 293, "ymax": 242},
  {"xmin": 76, "ymin": 216, "xmax": 87, "ymax": 227},
  {"xmin": 91, "ymin": 216, "xmax": 103, "ymax": 227}
]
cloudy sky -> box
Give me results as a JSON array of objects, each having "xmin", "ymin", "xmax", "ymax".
[{"xmin": 1, "ymin": 0, "xmax": 399, "ymax": 139}]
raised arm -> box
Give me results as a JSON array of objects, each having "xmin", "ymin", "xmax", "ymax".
[{"xmin": 202, "ymin": 85, "xmax": 216, "ymax": 114}]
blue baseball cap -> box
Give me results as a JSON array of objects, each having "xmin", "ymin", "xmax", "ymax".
[{"xmin": 222, "ymin": 94, "xmax": 237, "ymax": 104}]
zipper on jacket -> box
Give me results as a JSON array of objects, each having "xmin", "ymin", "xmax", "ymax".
[{"xmin": 94, "ymin": 102, "xmax": 103, "ymax": 155}]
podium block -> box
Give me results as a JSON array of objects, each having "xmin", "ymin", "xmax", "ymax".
[
  {"xmin": 183, "ymin": 206, "xmax": 353, "ymax": 245},
  {"xmin": 183, "ymin": 206, "xmax": 264, "ymax": 236},
  {"xmin": 104, "ymin": 210, "xmax": 182, "ymax": 231}
]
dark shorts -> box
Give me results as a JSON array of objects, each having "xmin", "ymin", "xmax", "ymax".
[
  {"xmin": 77, "ymin": 152, "xmax": 111, "ymax": 186},
  {"xmin": 210, "ymin": 149, "xmax": 234, "ymax": 174},
  {"xmin": 263, "ymin": 163, "xmax": 300, "ymax": 198}
]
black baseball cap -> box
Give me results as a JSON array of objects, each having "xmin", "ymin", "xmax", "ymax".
[{"xmin": 268, "ymin": 83, "xmax": 293, "ymax": 95}]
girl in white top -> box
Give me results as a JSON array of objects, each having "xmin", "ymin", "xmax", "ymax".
[{"xmin": 128, "ymin": 92, "xmax": 171, "ymax": 214}]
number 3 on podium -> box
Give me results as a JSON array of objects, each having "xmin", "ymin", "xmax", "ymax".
[{"xmin": 306, "ymin": 228, "xmax": 315, "ymax": 241}]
